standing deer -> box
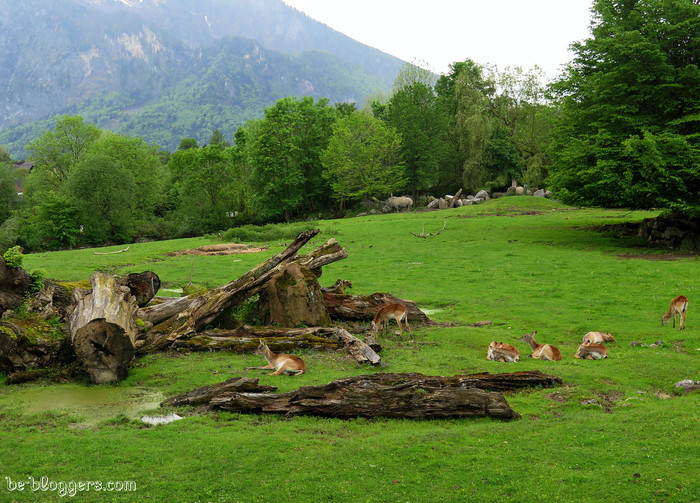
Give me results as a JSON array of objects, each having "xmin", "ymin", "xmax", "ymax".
[
  {"xmin": 575, "ymin": 342, "xmax": 609, "ymax": 360},
  {"xmin": 371, "ymin": 303, "xmax": 411, "ymax": 338},
  {"xmin": 519, "ymin": 331, "xmax": 562, "ymax": 361},
  {"xmin": 582, "ymin": 332, "xmax": 617, "ymax": 344},
  {"xmin": 486, "ymin": 341, "xmax": 520, "ymax": 362},
  {"xmin": 662, "ymin": 295, "xmax": 688, "ymax": 330},
  {"xmin": 245, "ymin": 340, "xmax": 306, "ymax": 376}
]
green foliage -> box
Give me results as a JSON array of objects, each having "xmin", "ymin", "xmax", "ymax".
[
  {"xmin": 321, "ymin": 112, "xmax": 406, "ymax": 207},
  {"xmin": 2, "ymin": 245, "xmax": 23, "ymax": 268},
  {"xmin": 33, "ymin": 192, "xmax": 80, "ymax": 249},
  {"xmin": 29, "ymin": 268, "xmax": 47, "ymax": 293},
  {"xmin": 221, "ymin": 222, "xmax": 317, "ymax": 243},
  {"xmin": 548, "ymin": 0, "xmax": 700, "ymax": 217}
]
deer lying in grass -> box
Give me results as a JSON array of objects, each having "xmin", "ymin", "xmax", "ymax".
[
  {"xmin": 582, "ymin": 331, "xmax": 616, "ymax": 344},
  {"xmin": 245, "ymin": 340, "xmax": 306, "ymax": 376},
  {"xmin": 486, "ymin": 341, "xmax": 520, "ymax": 362},
  {"xmin": 371, "ymin": 303, "xmax": 411, "ymax": 338},
  {"xmin": 575, "ymin": 342, "xmax": 608, "ymax": 360},
  {"xmin": 662, "ymin": 295, "xmax": 688, "ymax": 330},
  {"xmin": 519, "ymin": 331, "xmax": 562, "ymax": 361}
]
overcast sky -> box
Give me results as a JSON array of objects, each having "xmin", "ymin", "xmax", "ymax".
[{"xmin": 282, "ymin": 0, "xmax": 594, "ymax": 80}]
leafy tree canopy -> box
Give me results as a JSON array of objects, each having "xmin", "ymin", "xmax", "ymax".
[{"xmin": 548, "ymin": 0, "xmax": 700, "ymax": 217}]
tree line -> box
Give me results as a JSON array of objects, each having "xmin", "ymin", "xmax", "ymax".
[{"xmin": 0, "ymin": 0, "xmax": 697, "ymax": 252}]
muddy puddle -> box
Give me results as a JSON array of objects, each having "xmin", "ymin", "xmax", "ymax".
[{"xmin": 3, "ymin": 384, "xmax": 165, "ymax": 426}]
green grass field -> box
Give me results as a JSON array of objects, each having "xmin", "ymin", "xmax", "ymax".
[{"xmin": 2, "ymin": 197, "xmax": 698, "ymax": 502}]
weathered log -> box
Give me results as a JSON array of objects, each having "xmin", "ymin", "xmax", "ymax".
[
  {"xmin": 139, "ymin": 230, "xmax": 350, "ymax": 352},
  {"xmin": 140, "ymin": 325, "xmax": 380, "ymax": 365},
  {"xmin": 186, "ymin": 372, "xmax": 557, "ymax": 420},
  {"xmin": 321, "ymin": 279, "xmax": 353, "ymax": 294},
  {"xmin": 448, "ymin": 188, "xmax": 463, "ymax": 208},
  {"xmin": 162, "ymin": 377, "xmax": 277, "ymax": 407},
  {"xmin": 0, "ymin": 256, "xmax": 32, "ymax": 311},
  {"xmin": 323, "ymin": 292, "xmax": 432, "ymax": 324},
  {"xmin": 66, "ymin": 271, "xmax": 139, "ymax": 384},
  {"xmin": 118, "ymin": 271, "xmax": 161, "ymax": 307},
  {"xmin": 0, "ymin": 321, "xmax": 70, "ymax": 373}
]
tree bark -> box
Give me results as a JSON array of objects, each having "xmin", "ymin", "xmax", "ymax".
[
  {"xmin": 166, "ymin": 371, "xmax": 560, "ymax": 420},
  {"xmin": 66, "ymin": 271, "xmax": 139, "ymax": 384},
  {"xmin": 118, "ymin": 271, "xmax": 161, "ymax": 307},
  {"xmin": 0, "ymin": 256, "xmax": 32, "ymax": 311},
  {"xmin": 322, "ymin": 292, "xmax": 432, "ymax": 324}
]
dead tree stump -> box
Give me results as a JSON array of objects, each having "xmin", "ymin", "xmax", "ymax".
[{"xmin": 66, "ymin": 271, "xmax": 139, "ymax": 384}]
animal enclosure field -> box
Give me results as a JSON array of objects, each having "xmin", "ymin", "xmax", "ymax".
[{"xmin": 3, "ymin": 197, "xmax": 698, "ymax": 502}]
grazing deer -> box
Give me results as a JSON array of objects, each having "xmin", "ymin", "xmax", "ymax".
[
  {"xmin": 519, "ymin": 331, "xmax": 562, "ymax": 361},
  {"xmin": 245, "ymin": 340, "xmax": 306, "ymax": 376},
  {"xmin": 371, "ymin": 303, "xmax": 411, "ymax": 337},
  {"xmin": 486, "ymin": 341, "xmax": 520, "ymax": 362},
  {"xmin": 662, "ymin": 295, "xmax": 688, "ymax": 330},
  {"xmin": 575, "ymin": 342, "xmax": 609, "ymax": 360},
  {"xmin": 582, "ymin": 331, "xmax": 616, "ymax": 344}
]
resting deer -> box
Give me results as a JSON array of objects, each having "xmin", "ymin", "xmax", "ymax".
[
  {"xmin": 662, "ymin": 295, "xmax": 688, "ymax": 330},
  {"xmin": 486, "ymin": 341, "xmax": 520, "ymax": 362},
  {"xmin": 575, "ymin": 342, "xmax": 608, "ymax": 360},
  {"xmin": 519, "ymin": 331, "xmax": 562, "ymax": 361},
  {"xmin": 371, "ymin": 303, "xmax": 411, "ymax": 338},
  {"xmin": 245, "ymin": 340, "xmax": 305, "ymax": 376},
  {"xmin": 582, "ymin": 331, "xmax": 616, "ymax": 344}
]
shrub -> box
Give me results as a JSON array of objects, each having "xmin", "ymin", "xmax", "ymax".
[{"xmin": 3, "ymin": 245, "xmax": 23, "ymax": 268}]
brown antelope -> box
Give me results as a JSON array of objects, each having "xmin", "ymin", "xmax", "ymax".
[
  {"xmin": 582, "ymin": 331, "xmax": 617, "ymax": 344},
  {"xmin": 575, "ymin": 342, "xmax": 608, "ymax": 360},
  {"xmin": 486, "ymin": 341, "xmax": 520, "ymax": 362},
  {"xmin": 519, "ymin": 331, "xmax": 562, "ymax": 361},
  {"xmin": 371, "ymin": 303, "xmax": 410, "ymax": 337},
  {"xmin": 662, "ymin": 295, "xmax": 688, "ymax": 330},
  {"xmin": 245, "ymin": 340, "xmax": 306, "ymax": 376}
]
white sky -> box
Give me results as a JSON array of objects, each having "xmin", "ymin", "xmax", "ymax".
[{"xmin": 282, "ymin": 0, "xmax": 594, "ymax": 80}]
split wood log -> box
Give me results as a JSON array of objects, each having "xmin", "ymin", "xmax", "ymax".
[
  {"xmin": 175, "ymin": 371, "xmax": 559, "ymax": 420},
  {"xmin": 322, "ymin": 292, "xmax": 432, "ymax": 324},
  {"xmin": 448, "ymin": 188, "xmax": 463, "ymax": 208},
  {"xmin": 66, "ymin": 271, "xmax": 139, "ymax": 384},
  {"xmin": 138, "ymin": 230, "xmax": 349, "ymax": 352}
]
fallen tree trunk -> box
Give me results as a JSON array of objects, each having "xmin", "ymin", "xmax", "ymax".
[
  {"xmin": 66, "ymin": 271, "xmax": 139, "ymax": 384},
  {"xmin": 167, "ymin": 371, "xmax": 560, "ymax": 420},
  {"xmin": 162, "ymin": 377, "xmax": 278, "ymax": 407},
  {"xmin": 139, "ymin": 325, "xmax": 381, "ymax": 365},
  {"xmin": 323, "ymin": 292, "xmax": 432, "ymax": 324},
  {"xmin": 138, "ymin": 230, "xmax": 352, "ymax": 352}
]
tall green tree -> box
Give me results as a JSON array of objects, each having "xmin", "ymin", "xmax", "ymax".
[
  {"xmin": 385, "ymin": 82, "xmax": 448, "ymax": 195},
  {"xmin": 251, "ymin": 97, "xmax": 337, "ymax": 221},
  {"xmin": 548, "ymin": 0, "xmax": 700, "ymax": 216},
  {"xmin": 321, "ymin": 112, "xmax": 406, "ymax": 208},
  {"xmin": 25, "ymin": 115, "xmax": 101, "ymax": 194}
]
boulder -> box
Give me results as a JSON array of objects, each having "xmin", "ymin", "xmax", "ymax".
[{"xmin": 475, "ymin": 190, "xmax": 489, "ymax": 200}]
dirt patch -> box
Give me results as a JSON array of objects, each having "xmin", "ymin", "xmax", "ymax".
[
  {"xmin": 617, "ymin": 252, "xmax": 699, "ymax": 261},
  {"xmin": 592, "ymin": 390, "xmax": 625, "ymax": 413},
  {"xmin": 166, "ymin": 243, "xmax": 269, "ymax": 257}
]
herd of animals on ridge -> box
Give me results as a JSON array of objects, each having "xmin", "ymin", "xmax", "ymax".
[{"xmin": 245, "ymin": 295, "xmax": 689, "ymax": 376}]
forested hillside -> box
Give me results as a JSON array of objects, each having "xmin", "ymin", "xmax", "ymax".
[{"xmin": 0, "ymin": 0, "xmax": 402, "ymax": 154}]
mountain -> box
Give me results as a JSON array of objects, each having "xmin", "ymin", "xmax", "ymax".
[{"xmin": 0, "ymin": 0, "xmax": 403, "ymax": 155}]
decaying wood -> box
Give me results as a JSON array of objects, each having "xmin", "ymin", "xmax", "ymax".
[
  {"xmin": 162, "ymin": 377, "xmax": 277, "ymax": 407},
  {"xmin": 410, "ymin": 221, "xmax": 446, "ymax": 238},
  {"xmin": 321, "ymin": 279, "xmax": 353, "ymax": 295},
  {"xmin": 168, "ymin": 371, "xmax": 560, "ymax": 420},
  {"xmin": 139, "ymin": 230, "xmax": 352, "ymax": 352},
  {"xmin": 139, "ymin": 325, "xmax": 380, "ymax": 365},
  {"xmin": 66, "ymin": 271, "xmax": 139, "ymax": 384},
  {"xmin": 448, "ymin": 188, "xmax": 463, "ymax": 208},
  {"xmin": 323, "ymin": 292, "xmax": 432, "ymax": 324},
  {"xmin": 118, "ymin": 271, "xmax": 161, "ymax": 308},
  {"xmin": 0, "ymin": 321, "xmax": 70, "ymax": 373},
  {"xmin": 0, "ymin": 256, "xmax": 32, "ymax": 311},
  {"xmin": 94, "ymin": 247, "xmax": 129, "ymax": 255}
]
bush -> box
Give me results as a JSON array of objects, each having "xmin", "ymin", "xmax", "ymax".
[
  {"xmin": 221, "ymin": 223, "xmax": 317, "ymax": 243},
  {"xmin": 3, "ymin": 245, "xmax": 23, "ymax": 268}
]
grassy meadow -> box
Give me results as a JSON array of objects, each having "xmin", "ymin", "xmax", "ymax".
[{"xmin": 2, "ymin": 196, "xmax": 698, "ymax": 502}]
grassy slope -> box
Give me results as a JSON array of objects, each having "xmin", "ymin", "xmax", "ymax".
[{"xmin": 3, "ymin": 197, "xmax": 698, "ymax": 502}]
